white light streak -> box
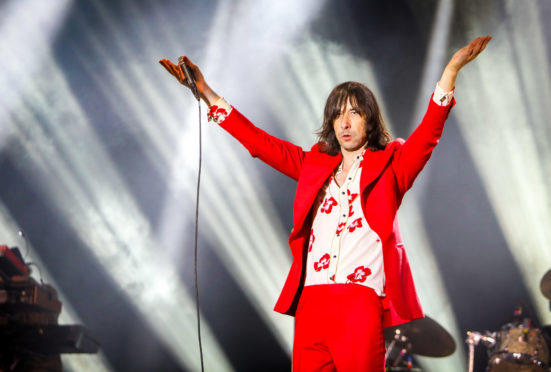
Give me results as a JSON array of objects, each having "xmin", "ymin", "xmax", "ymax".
[
  {"xmin": 156, "ymin": 0, "xmax": 327, "ymax": 354},
  {"xmin": 268, "ymin": 33, "xmax": 381, "ymax": 144},
  {"xmin": 403, "ymin": 0, "xmax": 466, "ymax": 370},
  {"xmin": 454, "ymin": 0, "xmax": 551, "ymax": 325},
  {"xmin": 0, "ymin": 16, "xmax": 232, "ymax": 367},
  {"xmin": 0, "ymin": 0, "xmax": 71, "ymax": 144},
  {"xmin": 412, "ymin": 0, "xmax": 455, "ymax": 122},
  {"xmin": 400, "ymin": 203, "xmax": 466, "ymax": 371}
]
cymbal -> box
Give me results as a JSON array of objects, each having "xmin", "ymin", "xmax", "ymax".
[
  {"xmin": 384, "ymin": 316, "xmax": 456, "ymax": 357},
  {"xmin": 541, "ymin": 269, "xmax": 551, "ymax": 300}
]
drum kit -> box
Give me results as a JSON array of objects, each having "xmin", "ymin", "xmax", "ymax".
[
  {"xmin": 385, "ymin": 315, "xmax": 456, "ymax": 371},
  {"xmin": 385, "ymin": 269, "xmax": 551, "ymax": 372}
]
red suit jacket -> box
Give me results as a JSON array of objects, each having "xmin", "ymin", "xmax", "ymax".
[{"xmin": 219, "ymin": 96, "xmax": 454, "ymax": 327}]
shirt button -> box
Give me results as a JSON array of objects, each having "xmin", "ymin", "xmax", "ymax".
[
  {"xmin": 336, "ymin": 234, "xmax": 340, "ymax": 237},
  {"xmin": 348, "ymin": 177, "xmax": 352, "ymax": 180},
  {"xmin": 341, "ymin": 191, "xmax": 345, "ymax": 195},
  {"xmin": 333, "ymin": 255, "xmax": 337, "ymax": 258},
  {"xmin": 342, "ymin": 214, "xmax": 346, "ymax": 217}
]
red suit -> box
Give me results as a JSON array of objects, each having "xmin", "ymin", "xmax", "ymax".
[{"xmin": 219, "ymin": 96, "xmax": 454, "ymax": 328}]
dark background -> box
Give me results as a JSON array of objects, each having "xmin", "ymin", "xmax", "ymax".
[{"xmin": 1, "ymin": 0, "xmax": 550, "ymax": 371}]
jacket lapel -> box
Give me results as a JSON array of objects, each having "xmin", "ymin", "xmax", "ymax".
[
  {"xmin": 291, "ymin": 150, "xmax": 341, "ymax": 239},
  {"xmin": 289, "ymin": 143, "xmax": 396, "ymax": 251},
  {"xmin": 360, "ymin": 144, "xmax": 397, "ymax": 193}
]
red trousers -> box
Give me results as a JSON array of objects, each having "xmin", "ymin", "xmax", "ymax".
[{"xmin": 293, "ymin": 284, "xmax": 385, "ymax": 372}]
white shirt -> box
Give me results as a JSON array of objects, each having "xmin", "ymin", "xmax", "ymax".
[{"xmin": 305, "ymin": 150, "xmax": 387, "ymax": 295}]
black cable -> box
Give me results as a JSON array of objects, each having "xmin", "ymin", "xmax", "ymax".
[{"xmin": 194, "ymin": 100, "xmax": 205, "ymax": 372}]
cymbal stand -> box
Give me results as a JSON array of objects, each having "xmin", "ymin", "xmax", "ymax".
[
  {"xmin": 385, "ymin": 329, "xmax": 412, "ymax": 367},
  {"xmin": 385, "ymin": 329, "xmax": 400, "ymax": 361},
  {"xmin": 393, "ymin": 344, "xmax": 412, "ymax": 368},
  {"xmin": 465, "ymin": 331, "xmax": 496, "ymax": 372}
]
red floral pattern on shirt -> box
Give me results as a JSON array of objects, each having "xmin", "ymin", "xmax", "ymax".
[
  {"xmin": 314, "ymin": 253, "xmax": 331, "ymax": 272},
  {"xmin": 347, "ymin": 189, "xmax": 358, "ymax": 203},
  {"xmin": 347, "ymin": 190, "xmax": 358, "ymax": 217},
  {"xmin": 336, "ymin": 222, "xmax": 346, "ymax": 235},
  {"xmin": 347, "ymin": 266, "xmax": 371, "ymax": 283},
  {"xmin": 320, "ymin": 197, "xmax": 338, "ymax": 214},
  {"xmin": 308, "ymin": 230, "xmax": 315, "ymax": 252},
  {"xmin": 348, "ymin": 218, "xmax": 363, "ymax": 232}
]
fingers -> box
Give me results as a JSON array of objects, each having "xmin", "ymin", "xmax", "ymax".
[
  {"xmin": 159, "ymin": 55, "xmax": 205, "ymax": 90},
  {"xmin": 158, "ymin": 59, "xmax": 176, "ymax": 77},
  {"xmin": 177, "ymin": 56, "xmax": 198, "ymax": 84},
  {"xmin": 479, "ymin": 35, "xmax": 491, "ymax": 52},
  {"xmin": 182, "ymin": 56, "xmax": 202, "ymax": 80},
  {"xmin": 472, "ymin": 37, "xmax": 486, "ymax": 54},
  {"xmin": 183, "ymin": 56, "xmax": 195, "ymax": 68},
  {"xmin": 470, "ymin": 40, "xmax": 483, "ymax": 58},
  {"xmin": 158, "ymin": 58, "xmax": 188, "ymax": 85},
  {"xmin": 446, "ymin": 35, "xmax": 491, "ymax": 72},
  {"xmin": 469, "ymin": 36, "xmax": 491, "ymax": 59}
]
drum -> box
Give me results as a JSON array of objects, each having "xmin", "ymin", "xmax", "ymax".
[{"xmin": 487, "ymin": 322, "xmax": 549, "ymax": 372}]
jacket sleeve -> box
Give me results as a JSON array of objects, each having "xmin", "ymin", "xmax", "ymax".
[
  {"xmin": 218, "ymin": 107, "xmax": 306, "ymax": 181},
  {"xmin": 391, "ymin": 95, "xmax": 455, "ymax": 194}
]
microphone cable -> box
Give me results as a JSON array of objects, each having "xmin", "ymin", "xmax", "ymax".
[
  {"xmin": 193, "ymin": 98, "xmax": 205, "ymax": 372},
  {"xmin": 172, "ymin": 57, "xmax": 205, "ymax": 370}
]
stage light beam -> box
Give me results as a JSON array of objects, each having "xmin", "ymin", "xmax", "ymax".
[{"xmin": 453, "ymin": 0, "xmax": 551, "ymax": 325}]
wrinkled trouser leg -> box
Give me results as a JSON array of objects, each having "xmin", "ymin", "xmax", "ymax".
[{"xmin": 293, "ymin": 284, "xmax": 385, "ymax": 372}]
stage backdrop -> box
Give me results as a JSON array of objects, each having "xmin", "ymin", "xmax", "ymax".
[{"xmin": 1, "ymin": 0, "xmax": 550, "ymax": 371}]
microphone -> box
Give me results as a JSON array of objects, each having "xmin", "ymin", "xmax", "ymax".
[{"xmin": 178, "ymin": 57, "xmax": 200, "ymax": 101}]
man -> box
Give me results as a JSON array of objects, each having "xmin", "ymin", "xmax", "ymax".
[{"xmin": 160, "ymin": 35, "xmax": 490, "ymax": 371}]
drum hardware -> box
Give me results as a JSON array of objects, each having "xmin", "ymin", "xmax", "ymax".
[
  {"xmin": 466, "ymin": 269, "xmax": 551, "ymax": 371},
  {"xmin": 486, "ymin": 320, "xmax": 549, "ymax": 372},
  {"xmin": 466, "ymin": 331, "xmax": 496, "ymax": 372},
  {"xmin": 466, "ymin": 308, "xmax": 549, "ymax": 372},
  {"xmin": 384, "ymin": 315, "xmax": 456, "ymax": 371},
  {"xmin": 385, "ymin": 329, "xmax": 414, "ymax": 368}
]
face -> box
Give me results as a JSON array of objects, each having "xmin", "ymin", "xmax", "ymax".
[{"xmin": 333, "ymin": 99, "xmax": 368, "ymax": 154}]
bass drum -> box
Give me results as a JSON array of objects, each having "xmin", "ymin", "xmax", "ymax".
[{"xmin": 487, "ymin": 323, "xmax": 549, "ymax": 372}]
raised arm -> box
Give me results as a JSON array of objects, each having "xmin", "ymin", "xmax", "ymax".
[
  {"xmin": 159, "ymin": 56, "xmax": 220, "ymax": 107},
  {"xmin": 439, "ymin": 36, "xmax": 491, "ymax": 91},
  {"xmin": 158, "ymin": 56, "xmax": 307, "ymax": 180},
  {"xmin": 393, "ymin": 36, "xmax": 491, "ymax": 193}
]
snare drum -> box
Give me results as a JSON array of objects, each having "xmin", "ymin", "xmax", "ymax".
[{"xmin": 487, "ymin": 322, "xmax": 549, "ymax": 372}]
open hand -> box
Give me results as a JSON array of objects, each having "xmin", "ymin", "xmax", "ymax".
[
  {"xmin": 447, "ymin": 36, "xmax": 492, "ymax": 73},
  {"xmin": 159, "ymin": 56, "xmax": 205, "ymax": 90},
  {"xmin": 158, "ymin": 56, "xmax": 219, "ymax": 105}
]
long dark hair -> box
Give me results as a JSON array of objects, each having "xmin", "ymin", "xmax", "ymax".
[{"xmin": 317, "ymin": 81, "xmax": 391, "ymax": 156}]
